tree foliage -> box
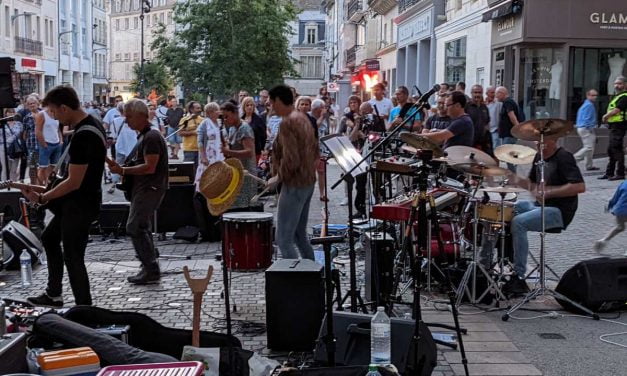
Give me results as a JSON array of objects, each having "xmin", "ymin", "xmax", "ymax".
[
  {"xmin": 129, "ymin": 61, "xmax": 174, "ymax": 98},
  {"xmin": 152, "ymin": 0, "xmax": 299, "ymax": 98}
]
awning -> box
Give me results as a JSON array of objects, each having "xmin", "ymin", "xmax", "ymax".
[{"xmin": 482, "ymin": 0, "xmax": 513, "ymax": 22}]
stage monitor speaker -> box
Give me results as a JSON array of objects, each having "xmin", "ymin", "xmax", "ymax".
[
  {"xmin": 0, "ymin": 189, "xmax": 23, "ymax": 224},
  {"xmin": 555, "ymin": 257, "xmax": 627, "ymax": 313},
  {"xmin": 363, "ymin": 232, "xmax": 395, "ymax": 305},
  {"xmin": 0, "ymin": 332, "xmax": 28, "ymax": 374},
  {"xmin": 313, "ymin": 311, "xmax": 437, "ymax": 375},
  {"xmin": 2, "ymin": 220, "xmax": 43, "ymax": 270},
  {"xmin": 0, "ymin": 57, "xmax": 20, "ymax": 108},
  {"xmin": 265, "ymin": 259, "xmax": 324, "ymax": 351},
  {"xmin": 156, "ymin": 183, "xmax": 197, "ymax": 233}
]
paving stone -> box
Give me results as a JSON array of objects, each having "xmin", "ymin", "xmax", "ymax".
[
  {"xmin": 444, "ymin": 351, "xmax": 530, "ymax": 364},
  {"xmin": 450, "ymin": 363, "xmax": 542, "ymax": 376}
]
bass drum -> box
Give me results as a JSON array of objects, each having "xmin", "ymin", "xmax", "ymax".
[{"xmin": 222, "ymin": 212, "xmax": 274, "ymax": 270}]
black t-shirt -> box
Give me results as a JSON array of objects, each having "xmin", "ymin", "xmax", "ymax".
[
  {"xmin": 425, "ymin": 115, "xmax": 451, "ymax": 131},
  {"xmin": 443, "ymin": 114, "xmax": 474, "ymax": 149},
  {"xmin": 246, "ymin": 113, "xmax": 267, "ymax": 155},
  {"xmin": 65, "ymin": 115, "xmax": 106, "ymax": 207},
  {"xmin": 127, "ymin": 128, "xmax": 169, "ymax": 193},
  {"xmin": 166, "ymin": 108, "xmax": 184, "ymax": 129},
  {"xmin": 499, "ymin": 98, "xmax": 521, "ymax": 138},
  {"xmin": 529, "ymin": 147, "xmax": 583, "ymax": 227},
  {"xmin": 465, "ymin": 102, "xmax": 490, "ymax": 146}
]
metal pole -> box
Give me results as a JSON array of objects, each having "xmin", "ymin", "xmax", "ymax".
[{"xmin": 140, "ymin": 8, "xmax": 145, "ymax": 98}]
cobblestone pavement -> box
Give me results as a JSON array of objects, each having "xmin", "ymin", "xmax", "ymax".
[{"xmin": 1, "ymin": 157, "xmax": 626, "ymax": 375}]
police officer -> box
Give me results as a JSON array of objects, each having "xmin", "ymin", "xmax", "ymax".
[{"xmin": 600, "ymin": 76, "xmax": 627, "ymax": 181}]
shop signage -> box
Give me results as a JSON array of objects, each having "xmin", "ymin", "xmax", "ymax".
[
  {"xmin": 365, "ymin": 59, "xmax": 380, "ymax": 71},
  {"xmin": 21, "ymin": 58, "xmax": 37, "ymax": 68},
  {"xmin": 397, "ymin": 10, "xmax": 431, "ymax": 47},
  {"xmin": 327, "ymin": 82, "xmax": 339, "ymax": 93},
  {"xmin": 589, "ymin": 12, "xmax": 627, "ymax": 30},
  {"xmin": 496, "ymin": 16, "xmax": 515, "ymax": 33}
]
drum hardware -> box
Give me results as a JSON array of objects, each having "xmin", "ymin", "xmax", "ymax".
[
  {"xmin": 400, "ymin": 133, "xmax": 445, "ymax": 158},
  {"xmin": 503, "ymin": 119, "xmax": 598, "ymax": 321}
]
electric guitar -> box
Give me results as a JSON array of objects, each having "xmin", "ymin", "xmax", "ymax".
[{"xmin": 0, "ymin": 175, "xmax": 65, "ymax": 214}]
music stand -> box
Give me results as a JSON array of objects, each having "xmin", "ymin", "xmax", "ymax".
[{"xmin": 321, "ymin": 134, "xmax": 369, "ymax": 313}]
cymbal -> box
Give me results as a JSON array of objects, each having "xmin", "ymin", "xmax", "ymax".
[
  {"xmin": 400, "ymin": 133, "xmax": 444, "ymax": 158},
  {"xmin": 401, "ymin": 145, "xmax": 450, "ymax": 163},
  {"xmin": 511, "ymin": 118, "xmax": 574, "ymax": 141},
  {"xmin": 480, "ymin": 186, "xmax": 526, "ymax": 194},
  {"xmin": 494, "ymin": 144, "xmax": 537, "ymax": 165},
  {"xmin": 453, "ymin": 163, "xmax": 510, "ymax": 177},
  {"xmin": 445, "ymin": 146, "xmax": 497, "ymax": 166}
]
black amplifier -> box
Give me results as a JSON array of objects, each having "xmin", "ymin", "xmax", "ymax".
[
  {"xmin": 168, "ymin": 161, "xmax": 195, "ymax": 184},
  {"xmin": 363, "ymin": 232, "xmax": 396, "ymax": 306}
]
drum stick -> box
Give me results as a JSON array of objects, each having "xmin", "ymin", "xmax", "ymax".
[
  {"xmin": 250, "ymin": 185, "xmax": 271, "ymax": 205},
  {"xmin": 244, "ymin": 170, "xmax": 267, "ymax": 185}
]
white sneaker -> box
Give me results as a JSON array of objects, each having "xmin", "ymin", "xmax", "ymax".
[
  {"xmin": 340, "ymin": 199, "xmax": 349, "ymax": 206},
  {"xmin": 593, "ymin": 240, "xmax": 607, "ymax": 254}
]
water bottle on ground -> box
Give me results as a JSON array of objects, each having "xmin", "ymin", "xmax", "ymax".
[
  {"xmin": 371, "ymin": 306, "xmax": 391, "ymax": 365},
  {"xmin": 366, "ymin": 364, "xmax": 381, "ymax": 376},
  {"xmin": 20, "ymin": 249, "xmax": 33, "ymax": 288}
]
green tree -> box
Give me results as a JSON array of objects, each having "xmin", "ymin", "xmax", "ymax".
[
  {"xmin": 129, "ymin": 61, "xmax": 173, "ymax": 98},
  {"xmin": 152, "ymin": 0, "xmax": 298, "ymax": 99}
]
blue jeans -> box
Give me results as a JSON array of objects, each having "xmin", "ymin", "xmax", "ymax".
[
  {"xmin": 38, "ymin": 142, "xmax": 62, "ymax": 167},
  {"xmin": 277, "ymin": 184, "xmax": 315, "ymax": 260},
  {"xmin": 491, "ymin": 131, "xmax": 501, "ymax": 149},
  {"xmin": 510, "ymin": 200, "xmax": 563, "ymax": 277}
]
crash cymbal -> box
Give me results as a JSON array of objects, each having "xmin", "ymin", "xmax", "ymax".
[
  {"xmin": 511, "ymin": 118, "xmax": 574, "ymax": 141},
  {"xmin": 400, "ymin": 133, "xmax": 444, "ymax": 158},
  {"xmin": 401, "ymin": 145, "xmax": 450, "ymax": 163},
  {"xmin": 494, "ymin": 144, "xmax": 537, "ymax": 165},
  {"xmin": 453, "ymin": 163, "xmax": 510, "ymax": 177},
  {"xmin": 445, "ymin": 146, "xmax": 497, "ymax": 166},
  {"xmin": 480, "ymin": 186, "xmax": 526, "ymax": 194}
]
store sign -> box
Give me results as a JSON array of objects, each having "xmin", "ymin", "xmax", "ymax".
[
  {"xmin": 491, "ymin": 13, "xmax": 523, "ymax": 45},
  {"xmin": 397, "ymin": 10, "xmax": 431, "ymax": 47},
  {"xmin": 21, "ymin": 58, "xmax": 37, "ymax": 68},
  {"xmin": 327, "ymin": 82, "xmax": 339, "ymax": 93},
  {"xmin": 365, "ymin": 59, "xmax": 380, "ymax": 71},
  {"xmin": 589, "ymin": 12, "xmax": 627, "ymax": 30}
]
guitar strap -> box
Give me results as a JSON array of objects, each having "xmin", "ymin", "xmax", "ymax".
[{"xmin": 54, "ymin": 125, "xmax": 106, "ymax": 177}]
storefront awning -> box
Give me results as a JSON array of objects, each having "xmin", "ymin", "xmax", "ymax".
[{"xmin": 482, "ymin": 0, "xmax": 513, "ymax": 22}]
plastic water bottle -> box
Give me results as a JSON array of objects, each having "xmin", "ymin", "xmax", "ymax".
[
  {"xmin": 366, "ymin": 364, "xmax": 381, "ymax": 376},
  {"xmin": 371, "ymin": 306, "xmax": 391, "ymax": 365},
  {"xmin": 20, "ymin": 250, "xmax": 33, "ymax": 288}
]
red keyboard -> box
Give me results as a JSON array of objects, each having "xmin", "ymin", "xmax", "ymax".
[{"xmin": 371, "ymin": 189, "xmax": 460, "ymax": 221}]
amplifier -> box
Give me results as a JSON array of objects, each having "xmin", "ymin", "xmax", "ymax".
[
  {"xmin": 265, "ymin": 259, "xmax": 324, "ymax": 351},
  {"xmin": 0, "ymin": 189, "xmax": 22, "ymax": 224},
  {"xmin": 0, "ymin": 332, "xmax": 28, "ymax": 374},
  {"xmin": 94, "ymin": 202, "xmax": 130, "ymax": 236},
  {"xmin": 156, "ymin": 184, "xmax": 197, "ymax": 233},
  {"xmin": 168, "ymin": 161, "xmax": 195, "ymax": 184},
  {"xmin": 362, "ymin": 232, "xmax": 396, "ymax": 305}
]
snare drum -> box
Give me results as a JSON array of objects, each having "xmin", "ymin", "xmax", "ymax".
[
  {"xmin": 478, "ymin": 202, "xmax": 514, "ymax": 223},
  {"xmin": 413, "ymin": 221, "xmax": 460, "ymax": 264},
  {"xmin": 222, "ymin": 212, "xmax": 274, "ymax": 270}
]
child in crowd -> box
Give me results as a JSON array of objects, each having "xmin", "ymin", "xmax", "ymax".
[{"xmin": 594, "ymin": 180, "xmax": 627, "ymax": 255}]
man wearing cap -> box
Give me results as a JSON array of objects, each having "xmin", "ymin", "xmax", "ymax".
[
  {"xmin": 109, "ymin": 99, "xmax": 168, "ymax": 284},
  {"xmin": 270, "ymin": 84, "xmax": 319, "ymax": 260}
]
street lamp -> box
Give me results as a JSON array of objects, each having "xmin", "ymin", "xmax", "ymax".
[
  {"xmin": 10, "ymin": 12, "xmax": 35, "ymax": 23},
  {"xmin": 57, "ymin": 30, "xmax": 76, "ymax": 84},
  {"xmin": 139, "ymin": 0, "xmax": 151, "ymax": 98}
]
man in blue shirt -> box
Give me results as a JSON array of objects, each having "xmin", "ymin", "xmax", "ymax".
[{"xmin": 574, "ymin": 89, "xmax": 599, "ymax": 171}]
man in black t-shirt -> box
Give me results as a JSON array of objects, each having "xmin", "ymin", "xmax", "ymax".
[
  {"xmin": 421, "ymin": 91, "xmax": 474, "ymax": 150},
  {"xmin": 24, "ymin": 86, "xmax": 106, "ymax": 308},
  {"xmin": 496, "ymin": 86, "xmax": 521, "ymax": 171},
  {"xmin": 465, "ymin": 85, "xmax": 492, "ymax": 154},
  {"xmin": 423, "ymin": 95, "xmax": 451, "ymax": 132},
  {"xmin": 109, "ymin": 99, "xmax": 168, "ymax": 284},
  {"xmin": 502, "ymin": 139, "xmax": 585, "ymax": 296}
]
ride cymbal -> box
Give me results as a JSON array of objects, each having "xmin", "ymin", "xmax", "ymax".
[
  {"xmin": 400, "ymin": 133, "xmax": 444, "ymax": 158},
  {"xmin": 445, "ymin": 146, "xmax": 497, "ymax": 167},
  {"xmin": 453, "ymin": 163, "xmax": 509, "ymax": 177},
  {"xmin": 511, "ymin": 118, "xmax": 574, "ymax": 141},
  {"xmin": 494, "ymin": 144, "xmax": 537, "ymax": 165},
  {"xmin": 480, "ymin": 186, "xmax": 526, "ymax": 194}
]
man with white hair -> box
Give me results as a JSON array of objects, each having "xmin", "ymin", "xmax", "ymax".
[
  {"xmin": 108, "ymin": 99, "xmax": 169, "ymax": 284},
  {"xmin": 495, "ymin": 86, "xmax": 521, "ymax": 171}
]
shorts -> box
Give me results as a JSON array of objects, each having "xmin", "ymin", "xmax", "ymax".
[
  {"xmin": 166, "ymin": 126, "xmax": 182, "ymax": 144},
  {"xmin": 28, "ymin": 151, "xmax": 39, "ymax": 169},
  {"xmin": 38, "ymin": 142, "xmax": 62, "ymax": 167}
]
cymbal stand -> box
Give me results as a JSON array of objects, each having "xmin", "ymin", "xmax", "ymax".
[
  {"xmin": 455, "ymin": 175, "xmax": 507, "ymax": 307},
  {"xmin": 502, "ymin": 126, "xmax": 599, "ymax": 321},
  {"xmin": 495, "ymin": 192, "xmax": 508, "ymax": 285}
]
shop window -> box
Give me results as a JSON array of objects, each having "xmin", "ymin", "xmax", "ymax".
[
  {"xmin": 519, "ymin": 47, "xmax": 562, "ymax": 120},
  {"xmin": 445, "ymin": 37, "xmax": 466, "ymax": 83}
]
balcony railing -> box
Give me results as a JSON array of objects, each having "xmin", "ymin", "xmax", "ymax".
[
  {"xmin": 347, "ymin": 0, "xmax": 363, "ymax": 22},
  {"xmin": 368, "ymin": 0, "xmax": 398, "ymax": 15},
  {"xmin": 399, "ymin": 0, "xmax": 422, "ymax": 14},
  {"xmin": 14, "ymin": 36, "xmax": 43, "ymax": 56},
  {"xmin": 346, "ymin": 45, "xmax": 358, "ymax": 66}
]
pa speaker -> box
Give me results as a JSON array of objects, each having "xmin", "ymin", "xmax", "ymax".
[
  {"xmin": 0, "ymin": 57, "xmax": 20, "ymax": 108},
  {"xmin": 156, "ymin": 184, "xmax": 196, "ymax": 233},
  {"xmin": 314, "ymin": 311, "xmax": 437, "ymax": 375},
  {"xmin": 265, "ymin": 259, "xmax": 324, "ymax": 351},
  {"xmin": 2, "ymin": 220, "xmax": 43, "ymax": 270},
  {"xmin": 555, "ymin": 257, "xmax": 627, "ymax": 313},
  {"xmin": 0, "ymin": 189, "xmax": 22, "ymax": 224}
]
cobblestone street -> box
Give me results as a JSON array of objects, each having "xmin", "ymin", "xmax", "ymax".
[{"xmin": 1, "ymin": 160, "xmax": 626, "ymax": 375}]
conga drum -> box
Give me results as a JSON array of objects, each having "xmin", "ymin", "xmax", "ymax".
[{"xmin": 221, "ymin": 212, "xmax": 274, "ymax": 270}]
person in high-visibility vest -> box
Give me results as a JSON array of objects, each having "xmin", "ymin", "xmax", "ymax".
[{"xmin": 600, "ymin": 76, "xmax": 627, "ymax": 181}]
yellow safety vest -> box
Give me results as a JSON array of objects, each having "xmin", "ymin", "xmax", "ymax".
[{"xmin": 607, "ymin": 92, "xmax": 627, "ymax": 124}]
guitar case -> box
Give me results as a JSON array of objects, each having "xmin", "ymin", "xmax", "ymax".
[{"xmin": 57, "ymin": 306, "xmax": 242, "ymax": 359}]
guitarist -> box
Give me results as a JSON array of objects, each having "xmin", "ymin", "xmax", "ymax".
[
  {"xmin": 23, "ymin": 86, "xmax": 106, "ymax": 308},
  {"xmin": 108, "ymin": 99, "xmax": 168, "ymax": 285}
]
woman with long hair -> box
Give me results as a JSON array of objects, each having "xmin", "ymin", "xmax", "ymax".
[{"xmin": 241, "ymin": 96, "xmax": 267, "ymax": 162}]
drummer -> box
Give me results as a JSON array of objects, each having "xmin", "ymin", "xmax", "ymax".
[
  {"xmin": 420, "ymin": 91, "xmax": 474, "ymax": 150},
  {"xmin": 486, "ymin": 138, "xmax": 585, "ymax": 296}
]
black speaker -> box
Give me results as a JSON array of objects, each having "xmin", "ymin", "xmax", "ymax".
[
  {"xmin": 314, "ymin": 311, "xmax": 437, "ymax": 375},
  {"xmin": 555, "ymin": 257, "xmax": 627, "ymax": 313},
  {"xmin": 93, "ymin": 202, "xmax": 130, "ymax": 236},
  {"xmin": 168, "ymin": 161, "xmax": 195, "ymax": 184},
  {"xmin": 0, "ymin": 189, "xmax": 23, "ymax": 224},
  {"xmin": 0, "ymin": 332, "xmax": 28, "ymax": 374},
  {"xmin": 363, "ymin": 232, "xmax": 396, "ymax": 305},
  {"xmin": 2, "ymin": 220, "xmax": 43, "ymax": 270},
  {"xmin": 265, "ymin": 259, "xmax": 324, "ymax": 351},
  {"xmin": 0, "ymin": 57, "xmax": 20, "ymax": 108},
  {"xmin": 156, "ymin": 184, "xmax": 197, "ymax": 233}
]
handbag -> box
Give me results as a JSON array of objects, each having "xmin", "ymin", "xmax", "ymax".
[{"xmin": 7, "ymin": 130, "xmax": 27, "ymax": 159}]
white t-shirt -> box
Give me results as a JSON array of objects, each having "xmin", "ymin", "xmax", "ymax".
[
  {"xmin": 103, "ymin": 108, "xmax": 121, "ymax": 126},
  {"xmin": 368, "ymin": 97, "xmax": 394, "ymax": 117}
]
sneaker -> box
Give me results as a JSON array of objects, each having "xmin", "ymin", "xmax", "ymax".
[
  {"xmin": 594, "ymin": 240, "xmax": 607, "ymax": 254},
  {"xmin": 609, "ymin": 176, "xmax": 625, "ymax": 181},
  {"xmin": 586, "ymin": 166, "xmax": 600, "ymax": 171},
  {"xmin": 107, "ymin": 185, "xmax": 115, "ymax": 194},
  {"xmin": 27, "ymin": 293, "xmax": 63, "ymax": 308},
  {"xmin": 598, "ymin": 175, "xmax": 612, "ymax": 180},
  {"xmin": 127, "ymin": 268, "xmax": 160, "ymax": 285},
  {"xmin": 502, "ymin": 275, "xmax": 530, "ymax": 297}
]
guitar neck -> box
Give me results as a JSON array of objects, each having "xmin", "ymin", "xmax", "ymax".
[{"xmin": 1, "ymin": 181, "xmax": 47, "ymax": 193}]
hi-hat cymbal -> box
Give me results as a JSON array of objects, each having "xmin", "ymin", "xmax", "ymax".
[
  {"xmin": 401, "ymin": 145, "xmax": 450, "ymax": 163},
  {"xmin": 480, "ymin": 186, "xmax": 526, "ymax": 194},
  {"xmin": 400, "ymin": 133, "xmax": 444, "ymax": 158},
  {"xmin": 445, "ymin": 146, "xmax": 497, "ymax": 166},
  {"xmin": 494, "ymin": 144, "xmax": 537, "ymax": 165},
  {"xmin": 453, "ymin": 163, "xmax": 509, "ymax": 177},
  {"xmin": 511, "ymin": 118, "xmax": 574, "ymax": 141}
]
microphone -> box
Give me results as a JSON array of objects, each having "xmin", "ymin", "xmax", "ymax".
[
  {"xmin": 0, "ymin": 114, "xmax": 20, "ymax": 123},
  {"xmin": 417, "ymin": 84, "xmax": 441, "ymax": 104}
]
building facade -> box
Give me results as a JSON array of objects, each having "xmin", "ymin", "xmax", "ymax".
[
  {"xmin": 0, "ymin": 0, "xmax": 58, "ymax": 99},
  {"xmin": 370, "ymin": 0, "xmax": 398, "ymax": 92},
  {"xmin": 92, "ymin": 0, "xmax": 107, "ymax": 103},
  {"xmin": 285, "ymin": 0, "xmax": 326, "ymax": 97},
  {"xmin": 108, "ymin": 0, "xmax": 175, "ymax": 101}
]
